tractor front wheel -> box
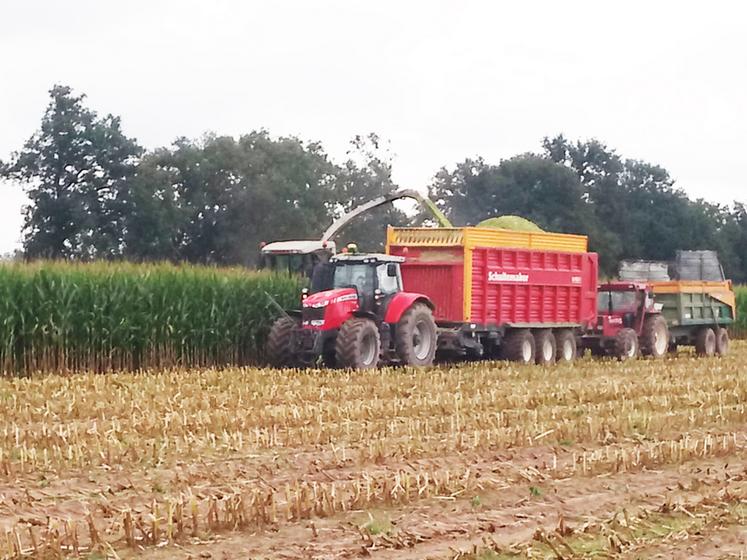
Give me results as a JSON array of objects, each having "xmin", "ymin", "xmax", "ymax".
[
  {"xmin": 336, "ymin": 318, "xmax": 381, "ymax": 369},
  {"xmin": 613, "ymin": 328, "xmax": 639, "ymax": 361},
  {"xmin": 395, "ymin": 303, "xmax": 437, "ymax": 367},
  {"xmin": 640, "ymin": 315, "xmax": 668, "ymax": 358},
  {"xmin": 266, "ymin": 316, "xmax": 300, "ymax": 368}
]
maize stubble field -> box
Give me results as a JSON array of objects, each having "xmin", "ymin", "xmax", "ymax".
[{"xmin": 1, "ymin": 343, "xmax": 747, "ymax": 559}]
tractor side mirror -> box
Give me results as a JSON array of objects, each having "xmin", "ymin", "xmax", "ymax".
[{"xmin": 387, "ymin": 263, "xmax": 398, "ymax": 277}]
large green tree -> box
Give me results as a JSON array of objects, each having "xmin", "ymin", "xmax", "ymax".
[
  {"xmin": 1, "ymin": 85, "xmax": 142, "ymax": 259},
  {"xmin": 542, "ymin": 135, "xmax": 740, "ymax": 277},
  {"xmin": 429, "ymin": 153, "xmax": 600, "ymax": 243},
  {"xmin": 122, "ymin": 132, "xmax": 338, "ymax": 265},
  {"xmin": 122, "ymin": 132, "xmax": 411, "ymax": 264},
  {"xmin": 330, "ymin": 134, "xmax": 410, "ymax": 252}
]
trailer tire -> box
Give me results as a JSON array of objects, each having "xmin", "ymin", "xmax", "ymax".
[
  {"xmin": 336, "ymin": 318, "xmax": 381, "ymax": 369},
  {"xmin": 614, "ymin": 328, "xmax": 639, "ymax": 361},
  {"xmin": 394, "ymin": 303, "xmax": 437, "ymax": 367},
  {"xmin": 695, "ymin": 327, "xmax": 716, "ymax": 357},
  {"xmin": 555, "ymin": 329, "xmax": 577, "ymax": 363},
  {"xmin": 715, "ymin": 328, "xmax": 730, "ymax": 356},
  {"xmin": 267, "ymin": 316, "xmax": 300, "ymax": 368},
  {"xmin": 534, "ymin": 330, "xmax": 556, "ymax": 365},
  {"xmin": 640, "ymin": 315, "xmax": 668, "ymax": 358},
  {"xmin": 502, "ymin": 329, "xmax": 535, "ymax": 364}
]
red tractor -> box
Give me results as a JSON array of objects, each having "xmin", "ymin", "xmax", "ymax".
[
  {"xmin": 266, "ymin": 253, "xmax": 438, "ymax": 369},
  {"xmin": 582, "ymin": 281, "xmax": 669, "ymax": 360}
]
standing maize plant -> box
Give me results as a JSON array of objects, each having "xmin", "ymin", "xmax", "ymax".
[
  {"xmin": 735, "ymin": 285, "xmax": 747, "ymax": 338},
  {"xmin": 0, "ymin": 261, "xmax": 300, "ymax": 375}
]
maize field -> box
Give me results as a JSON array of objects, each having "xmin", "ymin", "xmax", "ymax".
[
  {"xmin": 0, "ymin": 345, "xmax": 746, "ymax": 558},
  {"xmin": 0, "ymin": 261, "xmax": 299, "ymax": 374},
  {"xmin": 734, "ymin": 284, "xmax": 747, "ymax": 337}
]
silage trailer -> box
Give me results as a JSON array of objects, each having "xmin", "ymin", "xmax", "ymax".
[{"xmin": 385, "ymin": 226, "xmax": 598, "ymax": 364}]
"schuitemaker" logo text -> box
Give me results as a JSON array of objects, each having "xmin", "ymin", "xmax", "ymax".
[{"xmin": 487, "ymin": 271, "xmax": 529, "ymax": 283}]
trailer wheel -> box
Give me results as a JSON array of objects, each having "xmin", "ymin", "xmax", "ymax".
[
  {"xmin": 555, "ymin": 329, "xmax": 577, "ymax": 363},
  {"xmin": 695, "ymin": 327, "xmax": 716, "ymax": 357},
  {"xmin": 394, "ymin": 303, "xmax": 437, "ymax": 367},
  {"xmin": 715, "ymin": 328, "xmax": 730, "ymax": 356},
  {"xmin": 640, "ymin": 315, "xmax": 668, "ymax": 359},
  {"xmin": 503, "ymin": 329, "xmax": 535, "ymax": 364},
  {"xmin": 534, "ymin": 330, "xmax": 556, "ymax": 366},
  {"xmin": 267, "ymin": 316, "xmax": 300, "ymax": 367},
  {"xmin": 613, "ymin": 328, "xmax": 639, "ymax": 361},
  {"xmin": 336, "ymin": 318, "xmax": 381, "ymax": 369}
]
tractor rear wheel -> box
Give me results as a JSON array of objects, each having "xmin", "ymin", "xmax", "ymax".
[
  {"xmin": 502, "ymin": 329, "xmax": 535, "ymax": 364},
  {"xmin": 267, "ymin": 316, "xmax": 300, "ymax": 368},
  {"xmin": 555, "ymin": 329, "xmax": 577, "ymax": 363},
  {"xmin": 395, "ymin": 303, "xmax": 437, "ymax": 367},
  {"xmin": 613, "ymin": 328, "xmax": 639, "ymax": 361},
  {"xmin": 534, "ymin": 330, "xmax": 556, "ymax": 366},
  {"xmin": 716, "ymin": 328, "xmax": 730, "ymax": 356},
  {"xmin": 695, "ymin": 327, "xmax": 716, "ymax": 357},
  {"xmin": 640, "ymin": 315, "xmax": 668, "ymax": 358},
  {"xmin": 335, "ymin": 318, "xmax": 381, "ymax": 369}
]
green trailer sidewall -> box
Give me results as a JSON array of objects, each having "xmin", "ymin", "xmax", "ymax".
[{"xmin": 656, "ymin": 291, "xmax": 734, "ymax": 342}]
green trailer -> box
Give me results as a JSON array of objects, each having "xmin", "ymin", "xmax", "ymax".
[{"xmin": 651, "ymin": 280, "xmax": 736, "ymax": 354}]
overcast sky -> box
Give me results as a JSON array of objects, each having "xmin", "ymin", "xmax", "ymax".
[{"xmin": 1, "ymin": 0, "xmax": 745, "ymax": 254}]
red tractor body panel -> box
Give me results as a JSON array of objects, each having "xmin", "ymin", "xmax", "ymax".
[
  {"xmin": 600, "ymin": 314, "xmax": 625, "ymax": 337},
  {"xmin": 383, "ymin": 293, "xmax": 434, "ymax": 324},
  {"xmin": 301, "ymin": 288, "xmax": 358, "ymax": 331}
]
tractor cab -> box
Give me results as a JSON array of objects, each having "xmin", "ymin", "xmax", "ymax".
[
  {"xmin": 258, "ymin": 240, "xmax": 336, "ymax": 277},
  {"xmin": 308, "ymin": 253, "xmax": 404, "ymax": 314},
  {"xmin": 596, "ymin": 281, "xmax": 652, "ymax": 337},
  {"xmin": 587, "ymin": 281, "xmax": 668, "ymax": 360},
  {"xmin": 266, "ymin": 252, "xmax": 437, "ymax": 370}
]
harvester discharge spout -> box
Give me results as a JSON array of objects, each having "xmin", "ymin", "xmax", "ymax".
[{"xmin": 320, "ymin": 189, "xmax": 452, "ymax": 244}]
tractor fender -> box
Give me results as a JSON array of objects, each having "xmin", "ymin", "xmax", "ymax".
[{"xmin": 384, "ymin": 293, "xmax": 434, "ymax": 324}]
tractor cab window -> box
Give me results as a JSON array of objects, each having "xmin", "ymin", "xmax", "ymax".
[
  {"xmin": 598, "ymin": 290, "xmax": 642, "ymax": 313},
  {"xmin": 376, "ymin": 263, "xmax": 401, "ymax": 295},
  {"xmin": 264, "ymin": 254, "xmax": 307, "ymax": 276},
  {"xmin": 310, "ymin": 262, "xmax": 334, "ymax": 293},
  {"xmin": 332, "ymin": 263, "xmax": 374, "ymax": 294}
]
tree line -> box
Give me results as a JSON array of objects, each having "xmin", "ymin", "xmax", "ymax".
[{"xmin": 2, "ymin": 85, "xmax": 746, "ymax": 280}]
